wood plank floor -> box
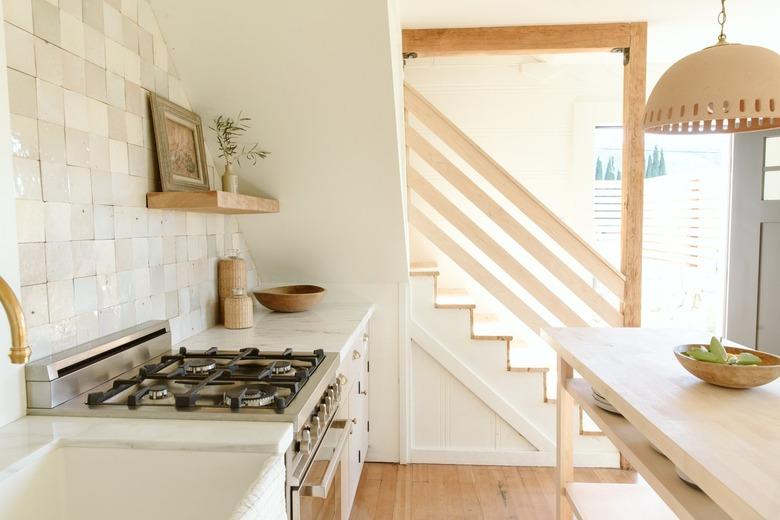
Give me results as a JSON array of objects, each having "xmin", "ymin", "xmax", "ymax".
[{"xmin": 350, "ymin": 463, "xmax": 637, "ymax": 519}]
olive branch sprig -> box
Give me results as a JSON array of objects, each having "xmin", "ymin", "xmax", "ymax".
[{"xmin": 209, "ymin": 112, "xmax": 270, "ymax": 167}]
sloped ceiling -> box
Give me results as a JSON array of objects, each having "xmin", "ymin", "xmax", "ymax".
[
  {"xmin": 151, "ymin": 0, "xmax": 409, "ymax": 284},
  {"xmin": 400, "ymin": 0, "xmax": 780, "ymax": 65}
]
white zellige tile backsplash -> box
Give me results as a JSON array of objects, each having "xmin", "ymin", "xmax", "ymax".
[{"xmin": 5, "ymin": 0, "xmax": 258, "ymax": 359}]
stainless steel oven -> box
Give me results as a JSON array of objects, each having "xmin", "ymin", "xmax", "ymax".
[{"xmin": 289, "ymin": 415, "xmax": 352, "ymax": 520}]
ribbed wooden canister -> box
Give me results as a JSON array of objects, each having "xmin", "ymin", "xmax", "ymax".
[
  {"xmin": 218, "ymin": 253, "xmax": 246, "ymax": 323},
  {"xmin": 224, "ymin": 289, "xmax": 253, "ymax": 329}
]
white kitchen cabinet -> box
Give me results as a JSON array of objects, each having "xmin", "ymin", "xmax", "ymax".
[{"xmin": 338, "ymin": 322, "xmax": 370, "ymax": 520}]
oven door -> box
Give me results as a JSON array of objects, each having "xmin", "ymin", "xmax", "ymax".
[{"xmin": 291, "ymin": 419, "xmax": 352, "ymax": 520}]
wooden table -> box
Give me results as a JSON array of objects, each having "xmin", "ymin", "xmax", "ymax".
[{"xmin": 544, "ymin": 328, "xmax": 780, "ymax": 520}]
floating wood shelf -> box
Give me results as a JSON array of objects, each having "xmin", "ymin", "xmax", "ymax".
[{"xmin": 146, "ymin": 191, "xmax": 279, "ymax": 214}]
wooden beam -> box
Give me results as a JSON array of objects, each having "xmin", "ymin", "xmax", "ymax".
[
  {"xmin": 620, "ymin": 22, "xmax": 647, "ymax": 327},
  {"xmin": 402, "ymin": 23, "xmax": 632, "ymax": 58}
]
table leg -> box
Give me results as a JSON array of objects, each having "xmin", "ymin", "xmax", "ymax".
[{"xmin": 557, "ymin": 355, "xmax": 574, "ymax": 520}]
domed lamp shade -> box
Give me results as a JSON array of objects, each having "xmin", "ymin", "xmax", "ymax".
[{"xmin": 644, "ymin": 2, "xmax": 780, "ymax": 134}]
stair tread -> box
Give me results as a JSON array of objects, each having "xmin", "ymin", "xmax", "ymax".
[
  {"xmin": 472, "ymin": 317, "xmax": 513, "ymax": 340},
  {"xmin": 410, "ymin": 262, "xmax": 439, "ymax": 277},
  {"xmin": 435, "ymin": 288, "xmax": 476, "ymax": 309}
]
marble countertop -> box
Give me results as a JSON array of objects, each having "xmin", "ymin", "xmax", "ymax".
[
  {"xmin": 0, "ymin": 415, "xmax": 292, "ymax": 479},
  {"xmin": 176, "ymin": 300, "xmax": 375, "ymax": 362}
]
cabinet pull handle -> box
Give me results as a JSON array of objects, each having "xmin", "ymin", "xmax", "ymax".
[
  {"xmin": 351, "ymin": 417, "xmax": 357, "ymax": 424},
  {"xmin": 362, "ymin": 333, "xmax": 369, "ymax": 345},
  {"xmin": 359, "ymin": 390, "xmax": 368, "ymax": 396},
  {"xmin": 352, "ymin": 349, "xmax": 361, "ymax": 360}
]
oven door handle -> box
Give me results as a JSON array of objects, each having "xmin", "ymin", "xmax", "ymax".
[{"xmin": 298, "ymin": 419, "xmax": 352, "ymax": 498}]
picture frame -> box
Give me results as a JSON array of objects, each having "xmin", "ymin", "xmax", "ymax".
[{"xmin": 149, "ymin": 93, "xmax": 211, "ymax": 192}]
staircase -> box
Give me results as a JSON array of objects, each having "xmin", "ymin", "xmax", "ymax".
[{"xmin": 404, "ymin": 82, "xmax": 627, "ymax": 464}]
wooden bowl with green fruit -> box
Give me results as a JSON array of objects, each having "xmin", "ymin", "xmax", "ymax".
[{"xmin": 675, "ymin": 337, "xmax": 780, "ymax": 389}]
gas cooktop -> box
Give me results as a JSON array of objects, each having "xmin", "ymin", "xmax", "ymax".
[{"xmin": 86, "ymin": 346, "xmax": 327, "ymax": 412}]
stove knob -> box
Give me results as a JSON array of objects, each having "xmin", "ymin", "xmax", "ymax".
[
  {"xmin": 333, "ymin": 383, "xmax": 340, "ymax": 402},
  {"xmin": 318, "ymin": 403, "xmax": 328, "ymax": 423},
  {"xmin": 327, "ymin": 387, "xmax": 336, "ymax": 402},
  {"xmin": 325, "ymin": 395, "xmax": 334, "ymax": 411},
  {"xmin": 300, "ymin": 428, "xmax": 312, "ymax": 454},
  {"xmin": 310, "ymin": 416, "xmax": 321, "ymax": 439}
]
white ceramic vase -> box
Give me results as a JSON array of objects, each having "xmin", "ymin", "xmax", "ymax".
[{"xmin": 222, "ymin": 163, "xmax": 239, "ymax": 193}]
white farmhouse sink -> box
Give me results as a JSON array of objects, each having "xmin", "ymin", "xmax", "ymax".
[{"xmin": 0, "ymin": 444, "xmax": 271, "ymax": 520}]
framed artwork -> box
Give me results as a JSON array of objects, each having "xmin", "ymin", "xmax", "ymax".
[{"xmin": 149, "ymin": 93, "xmax": 211, "ymax": 192}]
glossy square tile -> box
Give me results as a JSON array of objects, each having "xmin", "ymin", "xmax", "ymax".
[
  {"xmin": 75, "ymin": 311, "xmax": 99, "ymax": 344},
  {"xmin": 32, "ymin": 0, "xmax": 60, "ymax": 44},
  {"xmin": 164, "ymin": 289, "xmax": 178, "ymax": 319},
  {"xmin": 106, "ymin": 70, "xmax": 125, "ymax": 108},
  {"xmin": 16, "ymin": 199, "xmax": 45, "ymax": 242},
  {"xmin": 37, "ymin": 121, "xmax": 66, "ymax": 163},
  {"xmin": 174, "ymin": 236, "xmax": 187, "ymax": 262},
  {"xmin": 93, "ymin": 204, "xmax": 114, "ymax": 239},
  {"xmin": 12, "ymin": 157, "xmax": 42, "ymax": 200},
  {"xmin": 116, "ymin": 269, "xmax": 133, "ymax": 302},
  {"xmin": 65, "ymin": 127, "xmax": 90, "ymax": 167},
  {"xmin": 18, "ymin": 242, "xmax": 47, "ymax": 286},
  {"xmin": 74, "ymin": 275, "xmax": 98, "ymax": 313},
  {"xmin": 8, "ymin": 68, "xmax": 37, "ymax": 118},
  {"xmin": 122, "ymin": 16, "xmax": 138, "ymax": 53},
  {"xmin": 10, "ymin": 114, "xmax": 38, "ymax": 159},
  {"xmin": 85, "ymin": 62, "xmax": 107, "ymax": 102},
  {"xmin": 94, "ymin": 239, "xmax": 116, "ymax": 274},
  {"xmin": 67, "ymin": 165, "xmax": 92, "ymax": 204},
  {"xmin": 34, "ymin": 37, "xmax": 63, "ymax": 85},
  {"xmin": 40, "ymin": 161, "xmax": 69, "ymax": 202},
  {"xmin": 90, "ymin": 169, "xmax": 112, "ymax": 204},
  {"xmin": 106, "ymin": 105, "xmax": 126, "ymax": 140},
  {"xmin": 131, "ymin": 236, "xmax": 148, "ymax": 268},
  {"xmin": 138, "ymin": 0, "xmax": 154, "ymax": 31},
  {"xmin": 133, "ymin": 267, "xmax": 150, "ymax": 298},
  {"xmin": 125, "ymin": 111, "xmax": 143, "ymax": 145},
  {"xmin": 104, "ymin": 38, "xmax": 124, "ymax": 75},
  {"xmin": 61, "ymin": 50, "xmax": 86, "ymax": 93},
  {"xmin": 45, "ymin": 201, "xmax": 71, "ymax": 241},
  {"xmin": 148, "ymin": 237, "xmax": 163, "ymax": 267},
  {"xmin": 36, "ymin": 78, "xmax": 64, "ymax": 124},
  {"xmin": 4, "ymin": 0, "xmax": 34, "ymax": 32},
  {"xmin": 47, "ymin": 279, "xmax": 75, "ymax": 322},
  {"xmin": 153, "ymin": 66, "xmax": 168, "ymax": 98},
  {"xmin": 88, "ymin": 133, "xmax": 110, "ymax": 171},
  {"xmin": 134, "ymin": 295, "xmax": 153, "ymax": 322},
  {"xmin": 81, "ymin": 0, "xmax": 103, "ymax": 32},
  {"xmin": 85, "ymin": 98, "xmax": 109, "ymax": 137},
  {"xmin": 140, "ymin": 59, "xmax": 154, "ymax": 91},
  {"xmin": 162, "ymin": 236, "xmax": 175, "ymax": 264},
  {"xmin": 118, "ymin": 301, "xmax": 135, "ymax": 328},
  {"xmin": 96, "ymin": 273, "xmax": 118, "ymax": 309},
  {"xmin": 146, "ymin": 208, "xmax": 163, "ymax": 235},
  {"xmin": 114, "ymin": 238, "xmax": 133, "ymax": 270},
  {"xmin": 21, "ymin": 284, "xmax": 49, "ymax": 327},
  {"xmin": 72, "ymin": 239, "xmax": 96, "ymax": 276},
  {"xmin": 63, "ymin": 90, "xmax": 89, "ymax": 131},
  {"xmin": 45, "ymin": 241, "xmax": 74, "ymax": 281},
  {"xmin": 103, "ymin": 3, "xmax": 122, "ymax": 42},
  {"xmin": 127, "ymin": 143, "xmax": 148, "ymax": 178},
  {"xmin": 59, "ymin": 10, "xmax": 85, "ymax": 57},
  {"xmin": 163, "ymin": 263, "xmax": 176, "ymax": 292},
  {"xmin": 109, "ymin": 138, "xmax": 128, "ymax": 173},
  {"xmin": 5, "ymin": 22, "xmax": 36, "ymax": 75},
  {"xmin": 150, "ymin": 292, "xmax": 165, "ymax": 320},
  {"xmin": 84, "ymin": 24, "xmax": 105, "ymax": 66},
  {"xmin": 71, "ymin": 203, "xmax": 94, "ymax": 240},
  {"xmin": 152, "ymin": 31, "xmax": 167, "ymax": 71},
  {"xmin": 138, "ymin": 28, "xmax": 152, "ymax": 62},
  {"xmin": 124, "ymin": 51, "xmax": 140, "ymax": 84},
  {"xmin": 99, "ymin": 304, "xmax": 121, "ymax": 335}
]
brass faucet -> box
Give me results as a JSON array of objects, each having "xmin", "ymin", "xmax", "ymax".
[{"xmin": 0, "ymin": 276, "xmax": 31, "ymax": 364}]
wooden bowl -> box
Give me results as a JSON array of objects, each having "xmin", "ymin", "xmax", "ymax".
[
  {"xmin": 674, "ymin": 344, "xmax": 780, "ymax": 389},
  {"xmin": 252, "ymin": 285, "xmax": 326, "ymax": 313}
]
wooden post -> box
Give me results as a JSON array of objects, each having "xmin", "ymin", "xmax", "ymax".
[
  {"xmin": 620, "ymin": 22, "xmax": 647, "ymax": 327},
  {"xmin": 556, "ymin": 356, "xmax": 574, "ymax": 520}
]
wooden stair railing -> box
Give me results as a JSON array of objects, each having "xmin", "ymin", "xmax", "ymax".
[
  {"xmin": 409, "ymin": 166, "xmax": 587, "ymax": 327},
  {"xmin": 405, "ymin": 125, "xmax": 623, "ymax": 327},
  {"xmin": 404, "ymin": 82, "xmax": 626, "ymax": 305}
]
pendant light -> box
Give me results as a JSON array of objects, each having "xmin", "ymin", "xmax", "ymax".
[{"xmin": 644, "ymin": 0, "xmax": 780, "ymax": 134}]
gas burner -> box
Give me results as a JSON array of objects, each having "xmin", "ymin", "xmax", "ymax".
[
  {"xmin": 148, "ymin": 385, "xmax": 168, "ymax": 400},
  {"xmin": 185, "ymin": 358, "xmax": 217, "ymax": 374},
  {"xmin": 270, "ymin": 360, "xmax": 294, "ymax": 375},
  {"xmin": 224, "ymin": 384, "xmax": 278, "ymax": 408}
]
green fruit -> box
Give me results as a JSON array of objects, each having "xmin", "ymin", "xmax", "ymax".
[
  {"xmin": 707, "ymin": 336, "xmax": 728, "ymax": 362},
  {"xmin": 735, "ymin": 352, "xmax": 762, "ymax": 365},
  {"xmin": 688, "ymin": 349, "xmax": 727, "ymax": 364}
]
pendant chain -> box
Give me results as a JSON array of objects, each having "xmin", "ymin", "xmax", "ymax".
[{"xmin": 717, "ymin": 0, "xmax": 728, "ymax": 44}]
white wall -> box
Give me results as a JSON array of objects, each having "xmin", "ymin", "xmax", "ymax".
[
  {"xmin": 0, "ymin": 4, "xmax": 26, "ymax": 427},
  {"xmin": 152, "ymin": 0, "xmax": 409, "ymax": 462}
]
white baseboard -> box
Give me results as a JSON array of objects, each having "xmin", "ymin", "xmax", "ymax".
[{"xmin": 410, "ymin": 448, "xmax": 620, "ymax": 468}]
